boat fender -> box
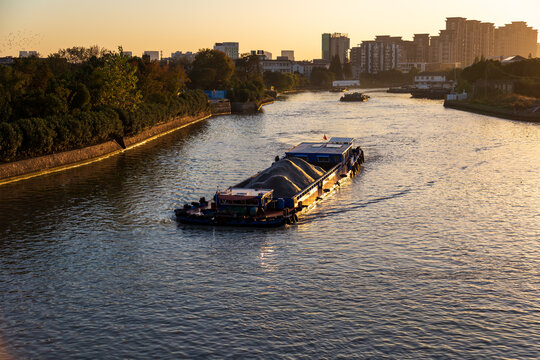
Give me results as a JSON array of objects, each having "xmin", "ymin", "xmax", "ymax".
[
  {"xmin": 323, "ymin": 189, "xmax": 330, "ymax": 193},
  {"xmin": 340, "ymin": 174, "xmax": 348, "ymax": 178}
]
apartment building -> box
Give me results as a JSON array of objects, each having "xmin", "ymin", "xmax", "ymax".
[
  {"xmin": 351, "ymin": 36, "xmax": 403, "ymax": 74},
  {"xmin": 281, "ymin": 50, "xmax": 295, "ymax": 61},
  {"xmin": 143, "ymin": 51, "xmax": 159, "ymax": 61},
  {"xmin": 322, "ymin": 33, "xmax": 350, "ymax": 63},
  {"xmin": 213, "ymin": 42, "xmax": 239, "ymax": 60},
  {"xmin": 495, "ymin": 22, "xmax": 538, "ymax": 58}
]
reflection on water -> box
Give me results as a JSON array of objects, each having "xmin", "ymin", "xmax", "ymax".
[{"xmin": 1, "ymin": 92, "xmax": 539, "ymax": 359}]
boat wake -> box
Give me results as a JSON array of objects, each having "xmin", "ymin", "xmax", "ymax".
[{"xmin": 298, "ymin": 181, "xmax": 435, "ymax": 223}]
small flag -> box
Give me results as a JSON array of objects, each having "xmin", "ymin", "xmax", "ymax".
[{"xmin": 323, "ymin": 134, "xmax": 327, "ymax": 140}]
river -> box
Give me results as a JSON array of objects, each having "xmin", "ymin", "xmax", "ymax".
[{"xmin": 1, "ymin": 91, "xmax": 539, "ymax": 359}]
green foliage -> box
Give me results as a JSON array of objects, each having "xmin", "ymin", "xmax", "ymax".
[
  {"xmin": 51, "ymin": 45, "xmax": 111, "ymax": 63},
  {"xmin": 460, "ymin": 58, "xmax": 540, "ymax": 99},
  {"xmin": 0, "ymin": 84, "xmax": 12, "ymax": 122},
  {"xmin": 122, "ymin": 90, "xmax": 209, "ymax": 136},
  {"xmin": 0, "ymin": 122, "xmax": 22, "ymax": 162},
  {"xmin": 92, "ymin": 53, "xmax": 142, "ymax": 111},
  {"xmin": 133, "ymin": 57, "xmax": 188, "ymax": 105},
  {"xmin": 0, "ymin": 47, "xmax": 211, "ymax": 163},
  {"xmin": 342, "ymin": 61, "xmax": 353, "ymax": 80},
  {"xmin": 310, "ymin": 67, "xmax": 335, "ymax": 87},
  {"xmin": 228, "ymin": 77, "xmax": 265, "ymax": 102},
  {"xmin": 329, "ymin": 55, "xmax": 343, "ymax": 80},
  {"xmin": 359, "ymin": 69, "xmax": 413, "ymax": 87},
  {"xmin": 189, "ymin": 49, "xmax": 234, "ymax": 89},
  {"xmin": 70, "ymin": 83, "xmax": 91, "ymax": 111},
  {"xmin": 234, "ymin": 55, "xmax": 262, "ymax": 80},
  {"xmin": 263, "ymin": 71, "xmax": 305, "ymax": 92}
]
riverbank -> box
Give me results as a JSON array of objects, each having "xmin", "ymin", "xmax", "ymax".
[
  {"xmin": 0, "ymin": 112, "xmax": 211, "ymax": 186},
  {"xmin": 444, "ymin": 100, "xmax": 540, "ymax": 123}
]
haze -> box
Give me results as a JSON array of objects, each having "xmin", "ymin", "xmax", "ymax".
[{"xmin": 1, "ymin": 0, "xmax": 539, "ymax": 59}]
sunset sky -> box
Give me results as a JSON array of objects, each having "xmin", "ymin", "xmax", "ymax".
[{"xmin": 1, "ymin": 0, "xmax": 539, "ymax": 60}]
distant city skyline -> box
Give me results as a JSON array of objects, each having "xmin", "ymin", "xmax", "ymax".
[{"xmin": 1, "ymin": 0, "xmax": 539, "ymax": 60}]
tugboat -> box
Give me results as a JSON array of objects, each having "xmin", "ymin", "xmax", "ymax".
[
  {"xmin": 175, "ymin": 137, "xmax": 364, "ymax": 227},
  {"xmin": 340, "ymin": 92, "xmax": 370, "ymax": 102}
]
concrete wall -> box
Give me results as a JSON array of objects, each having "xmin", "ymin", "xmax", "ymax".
[{"xmin": 0, "ymin": 112, "xmax": 211, "ymax": 185}]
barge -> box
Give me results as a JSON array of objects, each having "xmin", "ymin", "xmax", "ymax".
[
  {"xmin": 174, "ymin": 137, "xmax": 364, "ymax": 227},
  {"xmin": 340, "ymin": 92, "xmax": 370, "ymax": 102}
]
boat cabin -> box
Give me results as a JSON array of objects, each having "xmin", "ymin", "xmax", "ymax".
[
  {"xmin": 215, "ymin": 188, "xmax": 274, "ymax": 213},
  {"xmin": 285, "ymin": 137, "xmax": 354, "ymax": 170}
]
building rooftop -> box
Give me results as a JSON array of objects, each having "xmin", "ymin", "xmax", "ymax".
[{"xmin": 286, "ymin": 142, "xmax": 351, "ymax": 156}]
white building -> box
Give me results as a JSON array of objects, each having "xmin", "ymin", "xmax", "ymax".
[
  {"xmin": 123, "ymin": 51, "xmax": 133, "ymax": 58},
  {"xmin": 19, "ymin": 51, "xmax": 38, "ymax": 58},
  {"xmin": 262, "ymin": 59, "xmax": 292, "ymax": 73},
  {"xmin": 214, "ymin": 42, "xmax": 239, "ymax": 59},
  {"xmin": 414, "ymin": 72, "xmax": 452, "ymax": 89},
  {"xmin": 251, "ymin": 50, "xmax": 272, "ymax": 60},
  {"xmin": 143, "ymin": 51, "xmax": 159, "ymax": 61},
  {"xmin": 171, "ymin": 51, "xmax": 196, "ymax": 63},
  {"xmin": 281, "ymin": 50, "xmax": 295, "ymax": 61}
]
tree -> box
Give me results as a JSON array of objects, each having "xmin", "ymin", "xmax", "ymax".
[
  {"xmin": 92, "ymin": 49, "xmax": 142, "ymax": 111},
  {"xmin": 329, "ymin": 55, "xmax": 343, "ymax": 80},
  {"xmin": 235, "ymin": 54, "xmax": 261, "ymax": 80},
  {"xmin": 342, "ymin": 61, "xmax": 352, "ymax": 80},
  {"xmin": 133, "ymin": 57, "xmax": 188, "ymax": 104},
  {"xmin": 189, "ymin": 49, "xmax": 234, "ymax": 89},
  {"xmin": 52, "ymin": 46, "xmax": 111, "ymax": 64},
  {"xmin": 310, "ymin": 67, "xmax": 335, "ymax": 87}
]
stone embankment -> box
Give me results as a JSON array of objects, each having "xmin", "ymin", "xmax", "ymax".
[
  {"xmin": 231, "ymin": 97, "xmax": 275, "ymax": 113},
  {"xmin": 444, "ymin": 100, "xmax": 540, "ymax": 123},
  {"xmin": 0, "ymin": 112, "xmax": 211, "ymax": 185}
]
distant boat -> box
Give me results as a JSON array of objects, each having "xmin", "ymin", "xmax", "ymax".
[
  {"xmin": 387, "ymin": 86, "xmax": 412, "ymax": 94},
  {"xmin": 340, "ymin": 92, "xmax": 370, "ymax": 102},
  {"xmin": 330, "ymin": 87, "xmax": 347, "ymax": 93},
  {"xmin": 410, "ymin": 88, "xmax": 451, "ymax": 99}
]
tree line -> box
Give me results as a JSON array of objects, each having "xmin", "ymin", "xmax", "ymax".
[{"xmin": 0, "ymin": 47, "xmax": 211, "ymax": 162}]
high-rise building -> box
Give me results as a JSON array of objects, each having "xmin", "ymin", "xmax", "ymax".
[
  {"xmin": 413, "ymin": 34, "xmax": 430, "ymax": 63},
  {"xmin": 495, "ymin": 22, "xmax": 538, "ymax": 58},
  {"xmin": 322, "ymin": 33, "xmax": 350, "ymax": 63},
  {"xmin": 213, "ymin": 42, "xmax": 239, "ymax": 59},
  {"xmin": 322, "ymin": 33, "xmax": 331, "ymax": 61},
  {"xmin": 354, "ymin": 36, "xmax": 403, "ymax": 74},
  {"xmin": 430, "ymin": 17, "xmax": 495, "ymax": 67},
  {"xmin": 281, "ymin": 50, "xmax": 295, "ymax": 61},
  {"xmin": 143, "ymin": 51, "xmax": 159, "ymax": 61}
]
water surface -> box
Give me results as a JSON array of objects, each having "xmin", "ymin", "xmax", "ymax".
[{"xmin": 1, "ymin": 91, "xmax": 539, "ymax": 359}]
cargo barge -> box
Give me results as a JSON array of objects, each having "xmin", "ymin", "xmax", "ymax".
[
  {"xmin": 174, "ymin": 137, "xmax": 364, "ymax": 227},
  {"xmin": 340, "ymin": 92, "xmax": 370, "ymax": 102}
]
